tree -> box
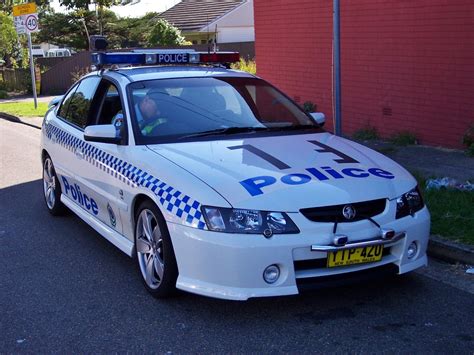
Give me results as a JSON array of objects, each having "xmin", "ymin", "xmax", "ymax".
[
  {"xmin": 147, "ymin": 19, "xmax": 185, "ymax": 47},
  {"xmin": 57, "ymin": 0, "xmax": 119, "ymax": 10},
  {"xmin": 0, "ymin": 11, "xmax": 18, "ymax": 65},
  {"xmin": 37, "ymin": 10, "xmax": 87, "ymax": 50},
  {"xmin": 37, "ymin": 8, "xmax": 162, "ymax": 51}
]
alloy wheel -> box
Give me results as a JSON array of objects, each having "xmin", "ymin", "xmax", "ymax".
[{"xmin": 136, "ymin": 209, "xmax": 165, "ymax": 289}]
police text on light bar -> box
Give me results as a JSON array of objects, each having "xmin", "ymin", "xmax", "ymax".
[{"xmin": 91, "ymin": 50, "xmax": 240, "ymax": 67}]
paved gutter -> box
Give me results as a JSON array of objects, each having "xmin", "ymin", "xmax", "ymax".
[{"xmin": 428, "ymin": 235, "xmax": 474, "ymax": 266}]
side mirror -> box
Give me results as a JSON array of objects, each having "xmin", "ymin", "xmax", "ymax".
[
  {"xmin": 48, "ymin": 95, "xmax": 63, "ymax": 108},
  {"xmin": 310, "ymin": 112, "xmax": 325, "ymax": 126},
  {"xmin": 84, "ymin": 124, "xmax": 121, "ymax": 144}
]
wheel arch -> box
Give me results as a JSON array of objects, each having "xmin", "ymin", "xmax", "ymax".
[
  {"xmin": 131, "ymin": 193, "xmax": 167, "ymax": 230},
  {"xmin": 41, "ymin": 149, "xmax": 49, "ymax": 162}
]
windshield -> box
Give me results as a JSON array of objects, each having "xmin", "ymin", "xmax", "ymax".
[{"xmin": 128, "ymin": 77, "xmax": 322, "ymax": 144}]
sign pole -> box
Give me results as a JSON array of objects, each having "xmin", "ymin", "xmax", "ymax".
[
  {"xmin": 27, "ymin": 30, "xmax": 37, "ymax": 109},
  {"xmin": 333, "ymin": 0, "xmax": 342, "ymax": 136}
]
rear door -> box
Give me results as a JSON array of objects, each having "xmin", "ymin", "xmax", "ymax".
[{"xmin": 51, "ymin": 76, "xmax": 104, "ymax": 220}]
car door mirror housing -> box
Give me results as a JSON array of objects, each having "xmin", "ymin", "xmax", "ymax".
[
  {"xmin": 48, "ymin": 95, "xmax": 63, "ymax": 108},
  {"xmin": 84, "ymin": 124, "xmax": 121, "ymax": 144},
  {"xmin": 310, "ymin": 112, "xmax": 325, "ymax": 126}
]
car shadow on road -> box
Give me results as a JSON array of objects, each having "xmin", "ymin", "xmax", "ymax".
[{"xmin": 2, "ymin": 180, "xmax": 472, "ymax": 353}]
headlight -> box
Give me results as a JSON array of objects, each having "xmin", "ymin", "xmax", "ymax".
[
  {"xmin": 396, "ymin": 186, "xmax": 424, "ymax": 219},
  {"xmin": 202, "ymin": 207, "xmax": 299, "ymax": 235}
]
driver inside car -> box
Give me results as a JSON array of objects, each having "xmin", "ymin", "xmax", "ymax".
[{"xmin": 112, "ymin": 93, "xmax": 164, "ymax": 136}]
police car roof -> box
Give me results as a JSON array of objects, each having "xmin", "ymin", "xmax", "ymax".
[{"xmin": 108, "ymin": 65, "xmax": 255, "ymax": 82}]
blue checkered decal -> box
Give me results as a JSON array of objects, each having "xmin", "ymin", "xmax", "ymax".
[{"xmin": 44, "ymin": 123, "xmax": 207, "ymax": 230}]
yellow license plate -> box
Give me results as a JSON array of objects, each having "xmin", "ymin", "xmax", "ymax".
[{"xmin": 327, "ymin": 245, "xmax": 383, "ymax": 268}]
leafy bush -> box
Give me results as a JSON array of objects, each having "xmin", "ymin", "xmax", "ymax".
[
  {"xmin": 390, "ymin": 131, "xmax": 418, "ymax": 146},
  {"xmin": 231, "ymin": 59, "xmax": 256, "ymax": 75},
  {"xmin": 466, "ymin": 144, "xmax": 474, "ymax": 157},
  {"xmin": 0, "ymin": 81, "xmax": 7, "ymax": 91},
  {"xmin": 0, "ymin": 90, "xmax": 8, "ymax": 99},
  {"xmin": 147, "ymin": 19, "xmax": 185, "ymax": 46},
  {"xmin": 461, "ymin": 124, "xmax": 474, "ymax": 157},
  {"xmin": 302, "ymin": 101, "xmax": 317, "ymax": 113},
  {"xmin": 353, "ymin": 126, "xmax": 379, "ymax": 141},
  {"xmin": 71, "ymin": 66, "xmax": 91, "ymax": 83}
]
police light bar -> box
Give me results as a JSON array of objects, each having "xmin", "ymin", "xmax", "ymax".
[{"xmin": 91, "ymin": 50, "xmax": 239, "ymax": 67}]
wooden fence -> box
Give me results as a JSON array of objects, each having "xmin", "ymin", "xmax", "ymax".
[{"xmin": 39, "ymin": 41, "xmax": 255, "ymax": 95}]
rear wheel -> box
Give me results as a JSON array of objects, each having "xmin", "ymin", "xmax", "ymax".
[
  {"xmin": 42, "ymin": 156, "xmax": 66, "ymax": 215},
  {"xmin": 135, "ymin": 200, "xmax": 178, "ymax": 298}
]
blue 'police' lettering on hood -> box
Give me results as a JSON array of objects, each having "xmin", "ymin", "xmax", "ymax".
[{"xmin": 240, "ymin": 166, "xmax": 395, "ymax": 196}]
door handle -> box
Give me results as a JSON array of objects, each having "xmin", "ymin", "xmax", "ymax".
[{"xmin": 75, "ymin": 148, "xmax": 84, "ymax": 159}]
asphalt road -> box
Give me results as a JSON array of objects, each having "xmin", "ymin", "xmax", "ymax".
[{"xmin": 1, "ymin": 118, "xmax": 473, "ymax": 353}]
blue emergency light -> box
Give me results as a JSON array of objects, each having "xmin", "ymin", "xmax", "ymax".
[{"xmin": 91, "ymin": 50, "xmax": 239, "ymax": 68}]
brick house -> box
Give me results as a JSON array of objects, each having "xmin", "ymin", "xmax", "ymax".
[{"xmin": 254, "ymin": 0, "xmax": 473, "ymax": 148}]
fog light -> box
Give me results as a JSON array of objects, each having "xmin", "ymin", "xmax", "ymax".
[
  {"xmin": 407, "ymin": 242, "xmax": 418, "ymax": 259},
  {"xmin": 263, "ymin": 265, "xmax": 280, "ymax": 284}
]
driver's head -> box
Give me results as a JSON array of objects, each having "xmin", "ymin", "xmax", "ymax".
[{"xmin": 139, "ymin": 95, "xmax": 159, "ymax": 121}]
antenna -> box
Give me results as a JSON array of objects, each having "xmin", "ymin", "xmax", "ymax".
[
  {"xmin": 214, "ymin": 24, "xmax": 218, "ymax": 53},
  {"xmin": 207, "ymin": 15, "xmax": 211, "ymax": 53}
]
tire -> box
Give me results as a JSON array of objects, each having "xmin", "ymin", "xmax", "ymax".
[
  {"xmin": 135, "ymin": 200, "xmax": 178, "ymax": 298},
  {"xmin": 42, "ymin": 155, "xmax": 66, "ymax": 216}
]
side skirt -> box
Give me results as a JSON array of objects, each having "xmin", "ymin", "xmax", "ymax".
[{"xmin": 61, "ymin": 194, "xmax": 134, "ymax": 257}]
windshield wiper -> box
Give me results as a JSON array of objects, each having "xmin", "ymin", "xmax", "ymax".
[
  {"xmin": 272, "ymin": 124, "xmax": 318, "ymax": 131},
  {"xmin": 178, "ymin": 126, "xmax": 269, "ymax": 139}
]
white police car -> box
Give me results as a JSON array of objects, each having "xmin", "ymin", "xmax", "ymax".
[{"xmin": 40, "ymin": 50, "xmax": 430, "ymax": 300}]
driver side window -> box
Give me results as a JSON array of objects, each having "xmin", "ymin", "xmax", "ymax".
[{"xmin": 91, "ymin": 80, "xmax": 127, "ymax": 144}]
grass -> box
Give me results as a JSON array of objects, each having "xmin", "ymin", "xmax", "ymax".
[
  {"xmin": 413, "ymin": 171, "xmax": 474, "ymax": 245},
  {"xmin": 0, "ymin": 102, "xmax": 49, "ymax": 117}
]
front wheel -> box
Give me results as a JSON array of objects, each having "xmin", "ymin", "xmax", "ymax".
[
  {"xmin": 42, "ymin": 156, "xmax": 66, "ymax": 215},
  {"xmin": 135, "ymin": 200, "xmax": 178, "ymax": 298}
]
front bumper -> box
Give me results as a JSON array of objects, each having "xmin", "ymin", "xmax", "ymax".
[{"xmin": 167, "ymin": 206, "xmax": 430, "ymax": 300}]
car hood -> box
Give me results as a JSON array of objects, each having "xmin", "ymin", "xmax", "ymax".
[{"xmin": 147, "ymin": 132, "xmax": 416, "ymax": 211}]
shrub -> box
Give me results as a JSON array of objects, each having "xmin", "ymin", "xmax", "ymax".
[
  {"xmin": 71, "ymin": 66, "xmax": 91, "ymax": 83},
  {"xmin": 231, "ymin": 59, "xmax": 256, "ymax": 75},
  {"xmin": 462, "ymin": 124, "xmax": 474, "ymax": 148},
  {"xmin": 353, "ymin": 126, "xmax": 379, "ymax": 141},
  {"xmin": 0, "ymin": 90, "xmax": 8, "ymax": 99},
  {"xmin": 302, "ymin": 101, "xmax": 317, "ymax": 113},
  {"xmin": 466, "ymin": 144, "xmax": 474, "ymax": 157},
  {"xmin": 390, "ymin": 131, "xmax": 418, "ymax": 146}
]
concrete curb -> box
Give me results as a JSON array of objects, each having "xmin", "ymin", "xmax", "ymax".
[
  {"xmin": 0, "ymin": 112, "xmax": 42, "ymax": 130},
  {"xmin": 428, "ymin": 235, "xmax": 474, "ymax": 265}
]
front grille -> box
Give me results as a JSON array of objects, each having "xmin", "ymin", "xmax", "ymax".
[{"xmin": 300, "ymin": 198, "xmax": 386, "ymax": 223}]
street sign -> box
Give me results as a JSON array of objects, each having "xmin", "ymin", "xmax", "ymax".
[
  {"xmin": 12, "ymin": 3, "xmax": 37, "ymax": 17},
  {"xmin": 12, "ymin": 3, "xmax": 39, "ymax": 109},
  {"xmin": 25, "ymin": 14, "xmax": 39, "ymax": 32},
  {"xmin": 13, "ymin": 15, "xmax": 26, "ymax": 34},
  {"xmin": 13, "ymin": 3, "xmax": 39, "ymax": 34}
]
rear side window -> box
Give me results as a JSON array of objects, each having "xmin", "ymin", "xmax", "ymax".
[
  {"xmin": 59, "ymin": 77, "xmax": 100, "ymax": 129},
  {"xmin": 57, "ymin": 83, "xmax": 78, "ymax": 119}
]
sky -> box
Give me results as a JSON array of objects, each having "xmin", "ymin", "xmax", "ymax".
[{"xmin": 50, "ymin": 0, "xmax": 182, "ymax": 17}]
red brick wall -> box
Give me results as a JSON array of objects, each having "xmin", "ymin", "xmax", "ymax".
[{"xmin": 254, "ymin": 0, "xmax": 474, "ymax": 148}]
